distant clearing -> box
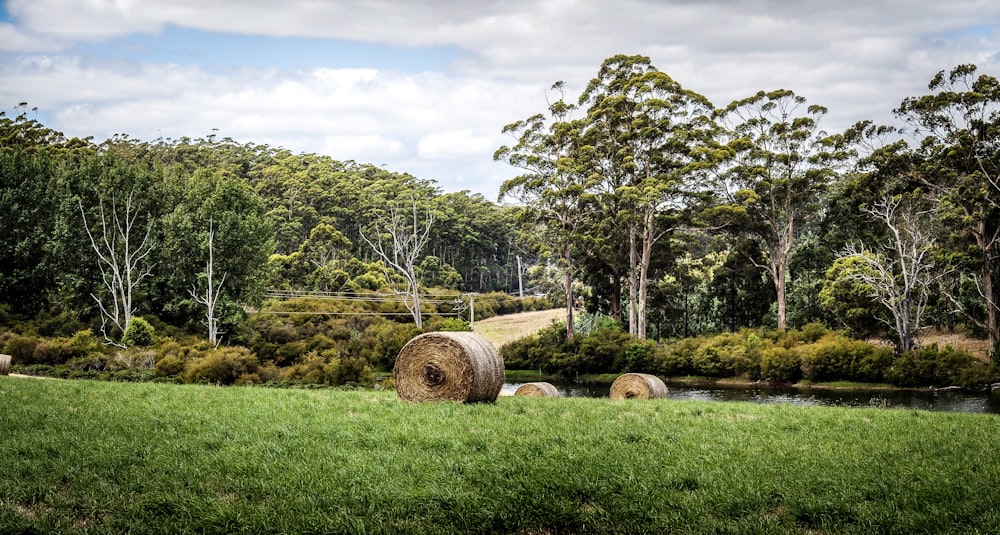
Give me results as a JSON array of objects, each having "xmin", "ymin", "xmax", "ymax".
[{"xmin": 474, "ymin": 308, "xmax": 565, "ymax": 347}]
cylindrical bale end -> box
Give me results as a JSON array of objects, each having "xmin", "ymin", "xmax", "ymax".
[
  {"xmin": 514, "ymin": 382, "xmax": 560, "ymax": 397},
  {"xmin": 393, "ymin": 332, "xmax": 504, "ymax": 402},
  {"xmin": 610, "ymin": 373, "xmax": 668, "ymax": 400}
]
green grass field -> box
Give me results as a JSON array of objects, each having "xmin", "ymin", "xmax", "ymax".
[{"xmin": 2, "ymin": 376, "xmax": 998, "ymax": 534}]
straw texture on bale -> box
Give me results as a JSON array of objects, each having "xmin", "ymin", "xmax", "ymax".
[
  {"xmin": 0, "ymin": 354, "xmax": 9, "ymax": 376},
  {"xmin": 393, "ymin": 332, "xmax": 504, "ymax": 402},
  {"xmin": 610, "ymin": 373, "xmax": 668, "ymax": 400},
  {"xmin": 514, "ymin": 382, "xmax": 560, "ymax": 397}
]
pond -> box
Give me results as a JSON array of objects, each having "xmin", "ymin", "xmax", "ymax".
[{"xmin": 501, "ymin": 381, "xmax": 1000, "ymax": 414}]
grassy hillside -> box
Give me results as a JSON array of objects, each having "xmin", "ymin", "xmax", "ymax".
[
  {"xmin": 474, "ymin": 308, "xmax": 565, "ymax": 347},
  {"xmin": 2, "ymin": 376, "xmax": 998, "ymax": 534}
]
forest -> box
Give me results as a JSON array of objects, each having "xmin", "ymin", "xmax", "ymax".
[{"xmin": 1, "ymin": 55, "xmax": 999, "ymax": 387}]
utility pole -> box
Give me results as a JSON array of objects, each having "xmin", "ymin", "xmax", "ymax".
[
  {"xmin": 469, "ymin": 293, "xmax": 476, "ymax": 329},
  {"xmin": 517, "ymin": 256, "xmax": 524, "ymax": 298}
]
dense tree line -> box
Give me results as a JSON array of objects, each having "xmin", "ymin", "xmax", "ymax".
[
  {"xmin": 2, "ymin": 56, "xmax": 998, "ymax": 382},
  {"xmin": 498, "ymin": 56, "xmax": 1000, "ymax": 360},
  {"xmin": 0, "ymin": 105, "xmax": 536, "ymax": 351}
]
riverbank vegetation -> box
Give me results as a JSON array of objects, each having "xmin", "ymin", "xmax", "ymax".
[
  {"xmin": 2, "ymin": 377, "xmax": 998, "ymax": 534},
  {"xmin": 4, "ymin": 58, "xmax": 1000, "ymax": 390},
  {"xmin": 503, "ymin": 319, "xmax": 1000, "ymax": 388}
]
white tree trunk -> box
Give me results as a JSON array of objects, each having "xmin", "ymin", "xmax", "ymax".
[{"xmin": 79, "ymin": 190, "xmax": 156, "ymax": 348}]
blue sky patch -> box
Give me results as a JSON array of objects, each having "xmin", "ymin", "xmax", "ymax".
[{"xmin": 71, "ymin": 25, "xmax": 466, "ymax": 73}]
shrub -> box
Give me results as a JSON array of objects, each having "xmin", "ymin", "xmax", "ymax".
[
  {"xmin": 155, "ymin": 354, "xmax": 186, "ymax": 377},
  {"xmin": 180, "ymin": 346, "xmax": 259, "ymax": 385},
  {"xmin": 658, "ymin": 338, "xmax": 698, "ymax": 377},
  {"xmin": 280, "ymin": 352, "xmax": 328, "ymax": 383},
  {"xmin": 802, "ymin": 335, "xmax": 893, "ymax": 383},
  {"xmin": 795, "ymin": 322, "xmax": 830, "ymax": 344},
  {"xmin": 576, "ymin": 326, "xmax": 633, "ymax": 373},
  {"xmin": 4, "ymin": 334, "xmax": 40, "ymax": 364},
  {"xmin": 690, "ymin": 333, "xmax": 754, "ymax": 378},
  {"xmin": 885, "ymin": 344, "xmax": 982, "ymax": 387},
  {"xmin": 123, "ymin": 317, "xmax": 155, "ymax": 347},
  {"xmin": 759, "ymin": 346, "xmax": 803, "ymax": 383},
  {"xmin": 325, "ymin": 356, "xmax": 374, "ymax": 387},
  {"xmin": 67, "ymin": 353, "xmax": 109, "ymax": 372},
  {"xmin": 438, "ymin": 318, "xmax": 471, "ymax": 332}
]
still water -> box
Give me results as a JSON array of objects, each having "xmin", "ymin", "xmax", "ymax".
[{"xmin": 501, "ymin": 381, "xmax": 1000, "ymax": 414}]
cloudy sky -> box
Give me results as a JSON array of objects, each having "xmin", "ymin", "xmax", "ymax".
[{"xmin": 2, "ymin": 0, "xmax": 999, "ymax": 199}]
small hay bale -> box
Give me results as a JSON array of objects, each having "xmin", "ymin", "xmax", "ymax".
[
  {"xmin": 514, "ymin": 382, "xmax": 560, "ymax": 397},
  {"xmin": 393, "ymin": 332, "xmax": 504, "ymax": 402},
  {"xmin": 610, "ymin": 373, "xmax": 668, "ymax": 400},
  {"xmin": 0, "ymin": 354, "xmax": 10, "ymax": 375}
]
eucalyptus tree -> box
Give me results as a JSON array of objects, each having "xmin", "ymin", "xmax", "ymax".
[
  {"xmin": 360, "ymin": 194, "xmax": 435, "ymax": 328},
  {"xmin": 496, "ymin": 81, "xmax": 590, "ymax": 341},
  {"xmin": 159, "ymin": 168, "xmax": 274, "ymax": 342},
  {"xmin": 579, "ymin": 54, "xmax": 717, "ymax": 339},
  {"xmin": 715, "ymin": 89, "xmax": 842, "ymax": 329},
  {"xmin": 77, "ymin": 165, "xmax": 159, "ymax": 347},
  {"xmin": 835, "ymin": 196, "xmax": 950, "ymax": 353},
  {"xmin": 894, "ymin": 64, "xmax": 1000, "ymax": 349}
]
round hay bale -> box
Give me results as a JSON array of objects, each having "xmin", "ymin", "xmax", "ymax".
[
  {"xmin": 610, "ymin": 373, "xmax": 668, "ymax": 400},
  {"xmin": 393, "ymin": 332, "xmax": 504, "ymax": 402},
  {"xmin": 514, "ymin": 382, "xmax": 560, "ymax": 397},
  {"xmin": 0, "ymin": 354, "xmax": 10, "ymax": 376}
]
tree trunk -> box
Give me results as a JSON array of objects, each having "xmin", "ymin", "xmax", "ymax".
[
  {"xmin": 563, "ymin": 245, "xmax": 574, "ymax": 342},
  {"xmin": 985, "ymin": 253, "xmax": 997, "ymax": 348},
  {"xmin": 627, "ymin": 224, "xmax": 640, "ymax": 337},
  {"xmin": 636, "ymin": 208, "xmax": 656, "ymax": 340}
]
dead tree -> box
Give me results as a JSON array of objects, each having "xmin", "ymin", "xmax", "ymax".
[
  {"xmin": 189, "ymin": 219, "xmax": 227, "ymax": 347},
  {"xmin": 360, "ymin": 196, "xmax": 434, "ymax": 328},
  {"xmin": 79, "ymin": 189, "xmax": 156, "ymax": 348}
]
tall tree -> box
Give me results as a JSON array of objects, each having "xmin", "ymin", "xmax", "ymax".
[
  {"xmin": 159, "ymin": 168, "xmax": 274, "ymax": 338},
  {"xmin": 716, "ymin": 89, "xmax": 840, "ymax": 329},
  {"xmin": 894, "ymin": 64, "xmax": 1000, "ymax": 349},
  {"xmin": 579, "ymin": 54, "xmax": 715, "ymax": 339},
  {"xmin": 79, "ymin": 187, "xmax": 156, "ymax": 347},
  {"xmin": 360, "ymin": 195, "xmax": 435, "ymax": 328},
  {"xmin": 496, "ymin": 82, "xmax": 589, "ymax": 341},
  {"xmin": 836, "ymin": 196, "xmax": 949, "ymax": 353},
  {"xmin": 189, "ymin": 219, "xmax": 227, "ymax": 346}
]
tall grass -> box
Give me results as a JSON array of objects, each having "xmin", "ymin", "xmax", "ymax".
[{"xmin": 1, "ymin": 376, "xmax": 998, "ymax": 534}]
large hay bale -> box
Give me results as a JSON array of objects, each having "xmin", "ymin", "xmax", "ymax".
[
  {"xmin": 514, "ymin": 382, "xmax": 560, "ymax": 397},
  {"xmin": 0, "ymin": 354, "xmax": 10, "ymax": 375},
  {"xmin": 610, "ymin": 373, "xmax": 668, "ymax": 400},
  {"xmin": 393, "ymin": 332, "xmax": 504, "ymax": 402}
]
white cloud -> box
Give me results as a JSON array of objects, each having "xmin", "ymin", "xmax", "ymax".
[
  {"xmin": 2, "ymin": 0, "xmax": 1000, "ymax": 197},
  {"xmin": 417, "ymin": 129, "xmax": 496, "ymax": 160}
]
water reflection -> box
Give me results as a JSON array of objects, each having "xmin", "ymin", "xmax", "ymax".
[{"xmin": 502, "ymin": 381, "xmax": 1000, "ymax": 414}]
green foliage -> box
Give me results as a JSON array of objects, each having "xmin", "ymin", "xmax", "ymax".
[
  {"xmin": 122, "ymin": 317, "xmax": 155, "ymax": 347},
  {"xmin": 325, "ymin": 356, "xmax": 374, "ymax": 387},
  {"xmin": 759, "ymin": 346, "xmax": 803, "ymax": 383},
  {"xmin": 179, "ymin": 346, "xmax": 260, "ymax": 385},
  {"xmin": 885, "ymin": 344, "xmax": 986, "ymax": 387},
  {"xmin": 690, "ymin": 332, "xmax": 755, "ymax": 378},
  {"xmin": 438, "ymin": 318, "xmax": 471, "ymax": 331},
  {"xmin": 801, "ymin": 335, "xmax": 894, "ymax": 383}
]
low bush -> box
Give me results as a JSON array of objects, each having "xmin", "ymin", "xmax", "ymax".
[
  {"xmin": 801, "ymin": 335, "xmax": 894, "ymax": 383},
  {"xmin": 885, "ymin": 344, "xmax": 985, "ymax": 387},
  {"xmin": 179, "ymin": 346, "xmax": 260, "ymax": 385},
  {"xmin": 690, "ymin": 332, "xmax": 755, "ymax": 378},
  {"xmin": 760, "ymin": 346, "xmax": 803, "ymax": 383},
  {"xmin": 122, "ymin": 317, "xmax": 155, "ymax": 347}
]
